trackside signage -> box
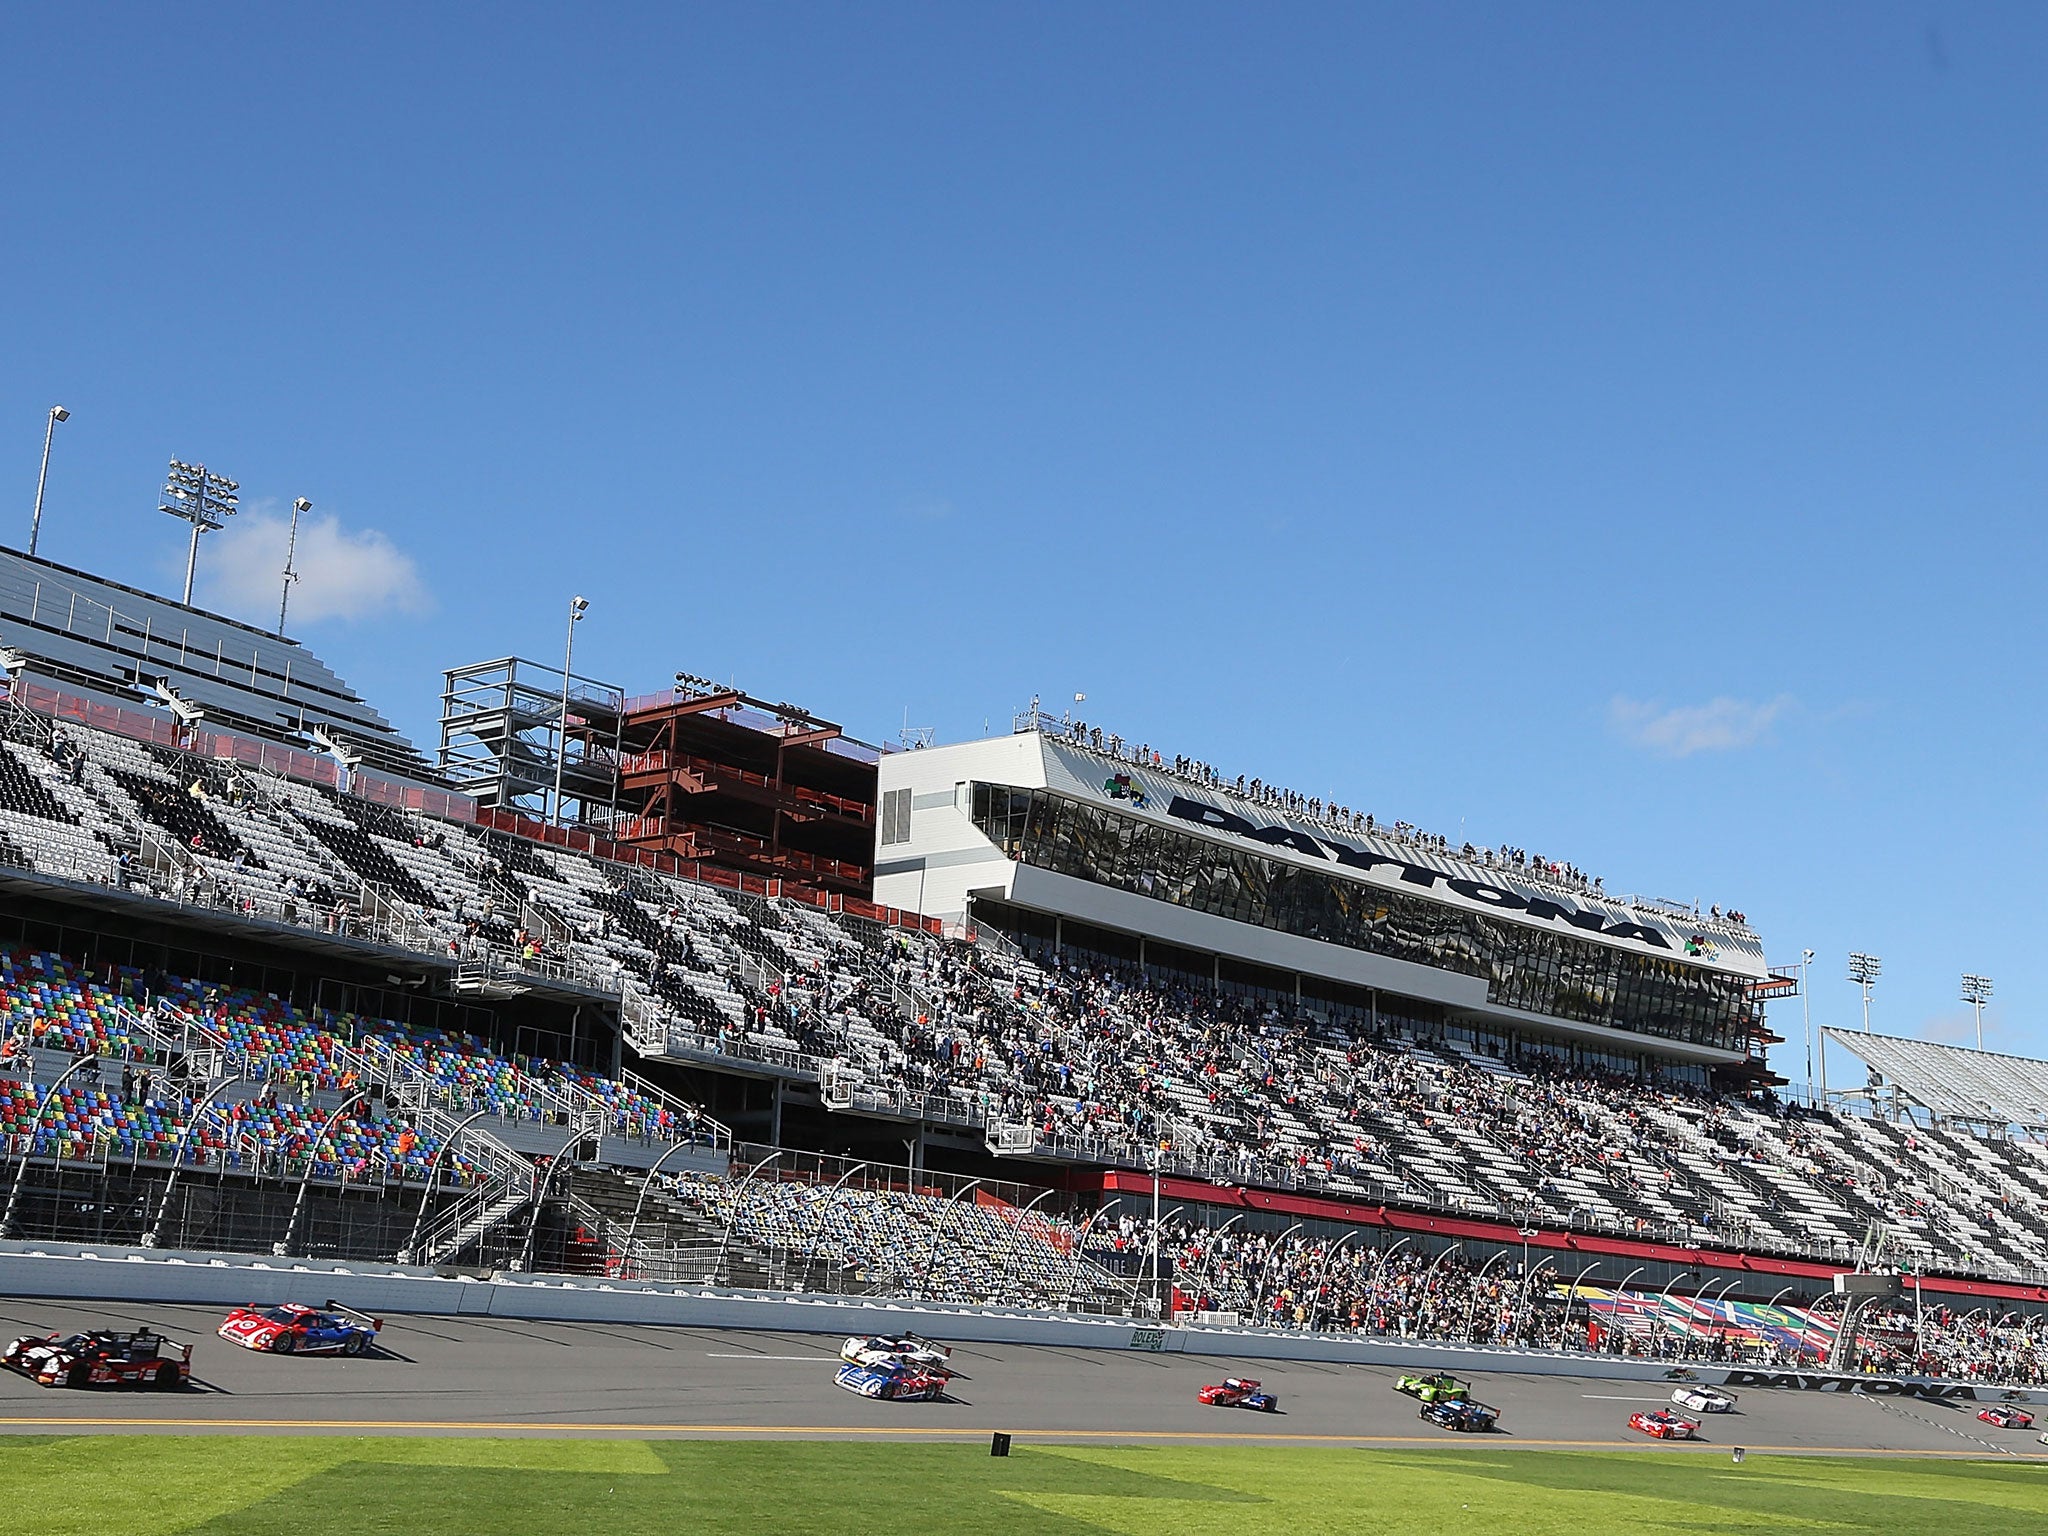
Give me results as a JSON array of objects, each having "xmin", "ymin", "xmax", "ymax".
[
  {"xmin": 1164, "ymin": 795, "xmax": 1675, "ymax": 950},
  {"xmin": 1718, "ymin": 1370, "xmax": 1979, "ymax": 1401}
]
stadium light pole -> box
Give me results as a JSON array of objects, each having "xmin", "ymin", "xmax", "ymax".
[
  {"xmin": 1961, "ymin": 974, "xmax": 1994, "ymax": 1052},
  {"xmin": 277, "ymin": 1090, "xmax": 367, "ymax": 1257},
  {"xmin": 710, "ymin": 1148, "xmax": 783, "ymax": 1286},
  {"xmin": 144, "ymin": 1074, "xmax": 244, "ymax": 1248},
  {"xmin": 1847, "ymin": 952, "xmax": 1881, "ymax": 1034},
  {"xmin": 26, "ymin": 405, "xmax": 69, "ymax": 557},
  {"xmin": 0, "ymin": 1053, "xmax": 97, "ymax": 1239},
  {"xmin": 552, "ymin": 594, "xmax": 588, "ymax": 827},
  {"xmin": 1308, "ymin": 1231, "xmax": 1361, "ymax": 1332},
  {"xmin": 1063, "ymin": 1196, "xmax": 1123, "ymax": 1310},
  {"xmin": 277, "ymin": 497, "xmax": 309, "ymax": 636},
  {"xmin": 994, "ymin": 1186, "xmax": 1058, "ymax": 1305},
  {"xmin": 1254, "ymin": 1222, "xmax": 1305, "ymax": 1322},
  {"xmin": 1799, "ymin": 948, "xmax": 1816, "ymax": 1103},
  {"xmin": 916, "ymin": 1177, "xmax": 984, "ymax": 1299},
  {"xmin": 398, "ymin": 1107, "xmax": 496, "ymax": 1265},
  {"xmin": 802, "ymin": 1159, "xmax": 871, "ymax": 1293},
  {"xmin": 619, "ymin": 1133, "xmax": 716, "ymax": 1271},
  {"xmin": 160, "ymin": 459, "xmax": 239, "ymax": 605}
]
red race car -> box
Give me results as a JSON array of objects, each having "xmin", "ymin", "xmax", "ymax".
[
  {"xmin": 1196, "ymin": 1377, "xmax": 1279, "ymax": 1412},
  {"xmin": 1629, "ymin": 1409, "xmax": 1700, "ymax": 1440},
  {"xmin": 217, "ymin": 1300, "xmax": 382, "ymax": 1356},
  {"xmin": 1978, "ymin": 1405, "xmax": 2035, "ymax": 1429},
  {"xmin": 2, "ymin": 1328, "xmax": 191, "ymax": 1390}
]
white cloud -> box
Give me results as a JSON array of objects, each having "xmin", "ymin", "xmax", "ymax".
[
  {"xmin": 1608, "ymin": 694, "xmax": 1793, "ymax": 758},
  {"xmin": 197, "ymin": 502, "xmax": 431, "ymax": 627}
]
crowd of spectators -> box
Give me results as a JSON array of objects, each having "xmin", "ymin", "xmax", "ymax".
[{"xmin": 1039, "ymin": 711, "xmax": 1750, "ymax": 929}]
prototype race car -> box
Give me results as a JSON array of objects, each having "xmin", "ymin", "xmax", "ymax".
[
  {"xmin": 217, "ymin": 1300, "xmax": 382, "ymax": 1356},
  {"xmin": 1978, "ymin": 1404, "xmax": 2036, "ymax": 1429},
  {"xmin": 1420, "ymin": 1398, "xmax": 1500, "ymax": 1432},
  {"xmin": 1629, "ymin": 1410, "xmax": 1701, "ymax": 1440},
  {"xmin": 833, "ymin": 1359, "xmax": 949, "ymax": 1402},
  {"xmin": 1671, "ymin": 1385, "xmax": 1738, "ymax": 1414},
  {"xmin": 1394, "ymin": 1371, "xmax": 1470, "ymax": 1403},
  {"xmin": 1196, "ymin": 1377, "xmax": 1280, "ymax": 1412},
  {"xmin": 2, "ymin": 1328, "xmax": 191, "ymax": 1390},
  {"xmin": 840, "ymin": 1332, "xmax": 951, "ymax": 1371}
]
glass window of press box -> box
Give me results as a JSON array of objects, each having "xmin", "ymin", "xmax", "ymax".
[{"xmin": 971, "ymin": 783, "xmax": 1755, "ymax": 1054}]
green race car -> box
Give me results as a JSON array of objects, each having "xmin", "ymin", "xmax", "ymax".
[{"xmin": 1393, "ymin": 1371, "xmax": 1471, "ymax": 1404}]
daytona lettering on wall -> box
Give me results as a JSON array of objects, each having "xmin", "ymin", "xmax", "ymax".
[{"xmin": 1718, "ymin": 1371, "xmax": 1981, "ymax": 1401}]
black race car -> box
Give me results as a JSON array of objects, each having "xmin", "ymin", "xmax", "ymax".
[
  {"xmin": 1419, "ymin": 1397, "xmax": 1500, "ymax": 1432},
  {"xmin": 3, "ymin": 1327, "xmax": 191, "ymax": 1389}
]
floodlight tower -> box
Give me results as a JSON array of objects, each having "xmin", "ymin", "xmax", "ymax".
[
  {"xmin": 1961, "ymin": 973, "xmax": 1994, "ymax": 1053},
  {"xmin": 160, "ymin": 459, "xmax": 239, "ymax": 604},
  {"xmin": 552, "ymin": 594, "xmax": 589, "ymax": 825},
  {"xmin": 1847, "ymin": 952, "xmax": 1881, "ymax": 1034},
  {"xmin": 27, "ymin": 405, "xmax": 69, "ymax": 556}
]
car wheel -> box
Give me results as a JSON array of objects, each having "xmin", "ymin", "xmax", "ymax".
[
  {"xmin": 343, "ymin": 1335, "xmax": 366, "ymax": 1356},
  {"xmin": 273, "ymin": 1333, "xmax": 295, "ymax": 1354},
  {"xmin": 65, "ymin": 1363, "xmax": 90, "ymax": 1390},
  {"xmin": 155, "ymin": 1365, "xmax": 182, "ymax": 1392}
]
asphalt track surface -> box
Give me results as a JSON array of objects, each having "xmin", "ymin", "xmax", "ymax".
[{"xmin": 0, "ymin": 1297, "xmax": 2041, "ymax": 1459}]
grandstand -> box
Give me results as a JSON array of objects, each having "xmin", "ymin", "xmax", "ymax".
[
  {"xmin": 1824, "ymin": 1027, "xmax": 2048, "ymax": 1133},
  {"xmin": 3, "ymin": 539, "xmax": 2048, "ymax": 1374}
]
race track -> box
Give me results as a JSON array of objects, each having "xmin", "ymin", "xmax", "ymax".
[{"xmin": 0, "ymin": 1297, "xmax": 2039, "ymax": 1458}]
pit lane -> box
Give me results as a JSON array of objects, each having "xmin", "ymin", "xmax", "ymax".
[{"xmin": 0, "ymin": 1298, "xmax": 2037, "ymax": 1458}]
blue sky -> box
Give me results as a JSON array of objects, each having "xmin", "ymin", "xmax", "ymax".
[{"xmin": 3, "ymin": 5, "xmax": 2044, "ymax": 1073}]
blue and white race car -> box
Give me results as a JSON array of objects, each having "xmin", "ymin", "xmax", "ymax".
[
  {"xmin": 834, "ymin": 1359, "xmax": 949, "ymax": 1401},
  {"xmin": 840, "ymin": 1333, "xmax": 952, "ymax": 1370}
]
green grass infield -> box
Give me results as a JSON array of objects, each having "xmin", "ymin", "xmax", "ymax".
[{"xmin": 3, "ymin": 1437, "xmax": 2044, "ymax": 1535}]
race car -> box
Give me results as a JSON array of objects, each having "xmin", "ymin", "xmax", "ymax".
[
  {"xmin": 2, "ymin": 1328, "xmax": 191, "ymax": 1390},
  {"xmin": 1671, "ymin": 1384, "xmax": 1738, "ymax": 1414},
  {"xmin": 839, "ymin": 1332, "xmax": 951, "ymax": 1371},
  {"xmin": 217, "ymin": 1300, "xmax": 382, "ymax": 1356},
  {"xmin": 833, "ymin": 1359, "xmax": 948, "ymax": 1402},
  {"xmin": 1977, "ymin": 1404, "xmax": 2036, "ymax": 1429},
  {"xmin": 1196, "ymin": 1377, "xmax": 1280, "ymax": 1412},
  {"xmin": 1394, "ymin": 1371, "xmax": 1470, "ymax": 1403},
  {"xmin": 1420, "ymin": 1398, "xmax": 1499, "ymax": 1432},
  {"xmin": 1629, "ymin": 1410, "xmax": 1701, "ymax": 1440}
]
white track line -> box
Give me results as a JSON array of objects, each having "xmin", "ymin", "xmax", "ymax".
[{"xmin": 703, "ymin": 1353, "xmax": 829, "ymax": 1361}]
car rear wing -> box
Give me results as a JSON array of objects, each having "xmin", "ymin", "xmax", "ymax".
[
  {"xmin": 137, "ymin": 1332, "xmax": 194, "ymax": 1364},
  {"xmin": 323, "ymin": 1302, "xmax": 385, "ymax": 1335},
  {"xmin": 904, "ymin": 1332, "xmax": 951, "ymax": 1357},
  {"xmin": 324, "ymin": 1299, "xmax": 384, "ymax": 1332}
]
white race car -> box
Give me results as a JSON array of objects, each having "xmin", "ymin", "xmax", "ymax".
[
  {"xmin": 1671, "ymin": 1385, "xmax": 1738, "ymax": 1414},
  {"xmin": 840, "ymin": 1333, "xmax": 952, "ymax": 1370}
]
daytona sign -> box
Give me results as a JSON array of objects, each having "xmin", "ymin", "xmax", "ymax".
[
  {"xmin": 1164, "ymin": 795, "xmax": 1673, "ymax": 950},
  {"xmin": 1718, "ymin": 1370, "xmax": 1980, "ymax": 1401}
]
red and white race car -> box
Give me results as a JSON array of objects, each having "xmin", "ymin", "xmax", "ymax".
[
  {"xmin": 1978, "ymin": 1404, "xmax": 2035, "ymax": 1430},
  {"xmin": 1196, "ymin": 1377, "xmax": 1280, "ymax": 1412},
  {"xmin": 1629, "ymin": 1409, "xmax": 1701, "ymax": 1440},
  {"xmin": 2, "ymin": 1328, "xmax": 191, "ymax": 1389},
  {"xmin": 216, "ymin": 1300, "xmax": 382, "ymax": 1356}
]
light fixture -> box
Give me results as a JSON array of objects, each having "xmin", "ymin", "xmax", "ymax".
[
  {"xmin": 1961, "ymin": 974, "xmax": 1994, "ymax": 1052},
  {"xmin": 159, "ymin": 458, "xmax": 239, "ymax": 604},
  {"xmin": 1847, "ymin": 952, "xmax": 1881, "ymax": 1034}
]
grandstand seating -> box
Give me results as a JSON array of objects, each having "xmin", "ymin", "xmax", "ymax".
[
  {"xmin": 665, "ymin": 1167, "xmax": 1125, "ymax": 1307},
  {"xmin": 6, "ymin": 699, "xmax": 2048, "ymax": 1294}
]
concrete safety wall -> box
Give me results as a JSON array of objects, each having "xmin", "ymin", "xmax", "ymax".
[{"xmin": 1, "ymin": 1237, "xmax": 2029, "ymax": 1403}]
